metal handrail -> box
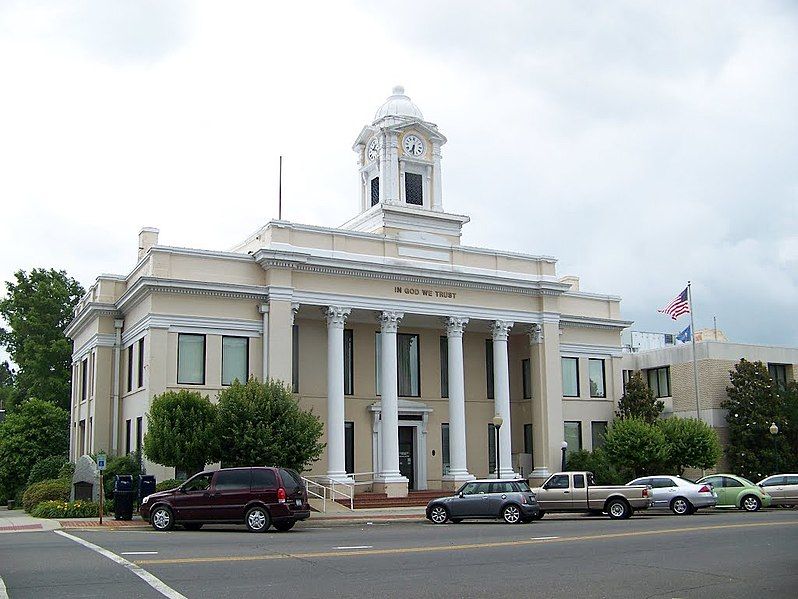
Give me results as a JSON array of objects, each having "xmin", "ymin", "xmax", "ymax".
[{"xmin": 302, "ymin": 472, "xmax": 377, "ymax": 511}]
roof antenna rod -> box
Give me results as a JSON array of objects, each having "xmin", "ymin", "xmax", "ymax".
[{"xmin": 278, "ymin": 155, "xmax": 283, "ymax": 220}]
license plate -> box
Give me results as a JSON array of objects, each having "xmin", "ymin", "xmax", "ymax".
[{"xmin": 295, "ymin": 499, "xmax": 302, "ymax": 506}]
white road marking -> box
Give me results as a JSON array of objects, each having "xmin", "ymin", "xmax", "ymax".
[
  {"xmin": 335, "ymin": 545, "xmax": 373, "ymax": 550},
  {"xmin": 529, "ymin": 536, "xmax": 559, "ymax": 540},
  {"xmin": 0, "ymin": 574, "xmax": 9, "ymax": 599},
  {"xmin": 55, "ymin": 531, "xmax": 186, "ymax": 599},
  {"xmin": 121, "ymin": 551, "xmax": 159, "ymax": 556}
]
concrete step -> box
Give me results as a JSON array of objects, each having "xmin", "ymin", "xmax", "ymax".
[{"xmin": 336, "ymin": 490, "xmax": 451, "ymax": 509}]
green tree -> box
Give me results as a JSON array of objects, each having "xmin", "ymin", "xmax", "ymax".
[
  {"xmin": 0, "ymin": 361, "xmax": 16, "ymax": 411},
  {"xmin": 780, "ymin": 381, "xmax": 798, "ymax": 472},
  {"xmin": 658, "ymin": 417, "xmax": 721, "ymax": 475},
  {"xmin": 0, "ymin": 269, "xmax": 84, "ymax": 410},
  {"xmin": 721, "ymin": 359, "xmax": 785, "ymax": 479},
  {"xmin": 216, "ymin": 378, "xmax": 324, "ymax": 472},
  {"xmin": 566, "ymin": 448, "xmax": 630, "ymax": 485},
  {"xmin": 0, "ymin": 398, "xmax": 69, "ymax": 501},
  {"xmin": 616, "ymin": 372, "xmax": 664, "ymax": 424},
  {"xmin": 602, "ymin": 418, "xmax": 669, "ymax": 478},
  {"xmin": 143, "ymin": 390, "xmax": 219, "ymax": 476}
]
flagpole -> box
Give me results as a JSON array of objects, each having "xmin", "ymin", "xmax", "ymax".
[{"xmin": 687, "ymin": 281, "xmax": 701, "ymax": 422}]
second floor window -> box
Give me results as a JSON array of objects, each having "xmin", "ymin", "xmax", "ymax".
[
  {"xmin": 768, "ymin": 363, "xmax": 789, "ymax": 391},
  {"xmin": 562, "ymin": 357, "xmax": 579, "ymax": 397},
  {"xmin": 137, "ymin": 338, "xmax": 145, "ymax": 388},
  {"xmin": 646, "ymin": 366, "xmax": 671, "ymax": 398},
  {"xmin": 589, "ymin": 359, "xmax": 606, "ymax": 398},
  {"xmin": 375, "ymin": 332, "xmax": 421, "ymax": 397},
  {"xmin": 177, "ymin": 333, "xmax": 205, "ymax": 385},
  {"xmin": 222, "ymin": 336, "xmax": 248, "ymax": 386}
]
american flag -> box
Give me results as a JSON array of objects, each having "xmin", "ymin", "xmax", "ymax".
[{"xmin": 658, "ymin": 287, "xmax": 690, "ymax": 320}]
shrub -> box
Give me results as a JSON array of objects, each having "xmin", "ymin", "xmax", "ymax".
[
  {"xmin": 31, "ymin": 500, "xmax": 99, "ymax": 519},
  {"xmin": 658, "ymin": 417, "xmax": 721, "ymax": 475},
  {"xmin": 22, "ymin": 478, "xmax": 70, "ymax": 512},
  {"xmin": 566, "ymin": 449, "xmax": 630, "ymax": 485},
  {"xmin": 603, "ymin": 418, "xmax": 669, "ymax": 478},
  {"xmin": 155, "ymin": 479, "xmax": 182, "ymax": 492},
  {"xmin": 26, "ymin": 455, "xmax": 69, "ymax": 487},
  {"xmin": 58, "ymin": 461, "xmax": 76, "ymax": 481}
]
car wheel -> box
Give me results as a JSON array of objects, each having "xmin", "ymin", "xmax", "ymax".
[
  {"xmin": 429, "ymin": 505, "xmax": 449, "ymax": 524},
  {"xmin": 670, "ymin": 497, "xmax": 693, "ymax": 516},
  {"xmin": 450, "ymin": 518, "xmax": 463, "ymax": 524},
  {"xmin": 150, "ymin": 506, "xmax": 174, "ymax": 531},
  {"xmin": 245, "ymin": 506, "xmax": 271, "ymax": 532},
  {"xmin": 502, "ymin": 504, "xmax": 521, "ymax": 524},
  {"xmin": 607, "ymin": 499, "xmax": 630, "ymax": 520},
  {"xmin": 273, "ymin": 521, "xmax": 295, "ymax": 532},
  {"xmin": 740, "ymin": 495, "xmax": 761, "ymax": 512}
]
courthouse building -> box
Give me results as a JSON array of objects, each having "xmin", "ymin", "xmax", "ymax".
[{"xmin": 66, "ymin": 87, "xmax": 632, "ymax": 496}]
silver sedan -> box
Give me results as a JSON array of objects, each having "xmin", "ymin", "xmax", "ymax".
[{"xmin": 627, "ymin": 475, "xmax": 717, "ymax": 515}]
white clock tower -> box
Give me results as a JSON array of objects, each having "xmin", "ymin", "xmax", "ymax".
[{"xmin": 343, "ymin": 86, "xmax": 469, "ymax": 244}]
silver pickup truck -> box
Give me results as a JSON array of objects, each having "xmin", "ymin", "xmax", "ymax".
[{"xmin": 530, "ymin": 471, "xmax": 652, "ymax": 519}]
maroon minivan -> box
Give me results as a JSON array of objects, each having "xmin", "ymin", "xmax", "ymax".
[{"xmin": 140, "ymin": 467, "xmax": 310, "ymax": 532}]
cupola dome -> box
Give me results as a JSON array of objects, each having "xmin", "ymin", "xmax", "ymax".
[{"xmin": 374, "ymin": 85, "xmax": 424, "ymax": 120}]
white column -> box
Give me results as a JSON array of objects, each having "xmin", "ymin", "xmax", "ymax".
[
  {"xmin": 111, "ymin": 319, "xmax": 123, "ymax": 452},
  {"xmin": 492, "ymin": 320, "xmax": 517, "ymax": 478},
  {"xmin": 259, "ymin": 303, "xmax": 269, "ymax": 381},
  {"xmin": 443, "ymin": 317, "xmax": 473, "ymax": 483},
  {"xmin": 376, "ymin": 311, "xmax": 407, "ymax": 485},
  {"xmin": 325, "ymin": 306, "xmax": 351, "ymax": 483},
  {"xmin": 432, "ymin": 143, "xmax": 443, "ymax": 211}
]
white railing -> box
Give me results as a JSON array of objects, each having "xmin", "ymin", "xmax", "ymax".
[{"xmin": 302, "ymin": 472, "xmax": 376, "ymax": 512}]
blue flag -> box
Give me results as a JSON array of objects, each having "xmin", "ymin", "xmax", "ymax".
[{"xmin": 676, "ymin": 325, "xmax": 691, "ymax": 343}]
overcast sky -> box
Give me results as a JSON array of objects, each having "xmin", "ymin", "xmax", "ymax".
[{"xmin": 1, "ymin": 0, "xmax": 796, "ymax": 354}]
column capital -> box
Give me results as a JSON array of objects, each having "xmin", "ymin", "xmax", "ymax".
[
  {"xmin": 378, "ymin": 311, "xmax": 404, "ymax": 333},
  {"xmin": 527, "ymin": 323, "xmax": 543, "ymax": 344},
  {"xmin": 259, "ymin": 303, "xmax": 270, "ymax": 315},
  {"xmin": 491, "ymin": 320, "xmax": 514, "ymax": 342},
  {"xmin": 444, "ymin": 316, "xmax": 469, "ymax": 337},
  {"xmin": 290, "ymin": 302, "xmax": 300, "ymax": 325},
  {"xmin": 114, "ymin": 319, "xmax": 124, "ymax": 330},
  {"xmin": 324, "ymin": 306, "xmax": 351, "ymax": 329}
]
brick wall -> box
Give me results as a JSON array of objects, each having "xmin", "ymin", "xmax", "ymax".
[{"xmin": 671, "ymin": 359, "xmax": 736, "ymax": 412}]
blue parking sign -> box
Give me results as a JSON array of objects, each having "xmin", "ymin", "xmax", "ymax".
[{"xmin": 97, "ymin": 453, "xmax": 106, "ymax": 471}]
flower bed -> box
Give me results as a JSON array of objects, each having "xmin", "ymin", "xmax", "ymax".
[{"xmin": 31, "ymin": 500, "xmax": 100, "ymax": 518}]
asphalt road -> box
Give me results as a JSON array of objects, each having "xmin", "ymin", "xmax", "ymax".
[{"xmin": 1, "ymin": 509, "xmax": 797, "ymax": 598}]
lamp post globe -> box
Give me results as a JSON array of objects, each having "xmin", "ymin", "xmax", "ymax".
[
  {"xmin": 492, "ymin": 415, "xmax": 503, "ymax": 478},
  {"xmin": 770, "ymin": 422, "xmax": 780, "ymax": 473},
  {"xmin": 561, "ymin": 441, "xmax": 568, "ymax": 471}
]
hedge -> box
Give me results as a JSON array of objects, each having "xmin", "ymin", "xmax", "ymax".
[
  {"xmin": 22, "ymin": 478, "xmax": 70, "ymax": 513},
  {"xmin": 31, "ymin": 500, "xmax": 100, "ymax": 518},
  {"xmin": 26, "ymin": 455, "xmax": 69, "ymax": 487},
  {"xmin": 155, "ymin": 479, "xmax": 182, "ymax": 492}
]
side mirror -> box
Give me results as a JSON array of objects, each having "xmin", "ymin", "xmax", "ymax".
[
  {"xmin": 458, "ymin": 491, "xmax": 464, "ymax": 498},
  {"xmin": 542, "ymin": 484, "xmax": 549, "ymax": 490}
]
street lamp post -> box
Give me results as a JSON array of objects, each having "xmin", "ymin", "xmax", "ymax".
[
  {"xmin": 561, "ymin": 441, "xmax": 568, "ymax": 471},
  {"xmin": 492, "ymin": 415, "xmax": 503, "ymax": 478},
  {"xmin": 770, "ymin": 422, "xmax": 780, "ymax": 473}
]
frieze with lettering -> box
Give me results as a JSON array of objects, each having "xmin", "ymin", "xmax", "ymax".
[{"xmin": 394, "ymin": 285, "xmax": 457, "ymax": 300}]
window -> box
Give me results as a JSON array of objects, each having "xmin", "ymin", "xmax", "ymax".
[
  {"xmin": 591, "ymin": 421, "xmax": 607, "ymax": 449},
  {"xmin": 345, "ymin": 422, "xmax": 354, "ymax": 474},
  {"xmin": 214, "ymin": 469, "xmax": 251, "ymax": 491},
  {"xmin": 177, "ymin": 334, "xmax": 205, "ymax": 385},
  {"xmin": 183, "ymin": 472, "xmax": 213, "ymax": 492},
  {"xmin": 251, "ymin": 468, "xmax": 277, "ymax": 489},
  {"xmin": 441, "ymin": 423, "xmax": 450, "ymax": 475},
  {"xmin": 622, "ymin": 369, "xmax": 633, "ymax": 389},
  {"xmin": 652, "ymin": 477, "xmax": 676, "ymax": 488},
  {"xmin": 724, "ymin": 477, "xmax": 743, "ymax": 488},
  {"xmin": 89, "ymin": 352, "xmax": 95, "ymax": 397},
  {"xmin": 136, "ymin": 416, "xmax": 143, "ymax": 453},
  {"xmin": 375, "ymin": 332, "xmax": 420, "ymax": 397},
  {"xmin": 646, "ymin": 366, "xmax": 671, "ymax": 398},
  {"xmin": 488, "ymin": 423, "xmax": 496, "ymax": 474},
  {"xmin": 486, "ymin": 340, "xmax": 494, "ymax": 399},
  {"xmin": 81, "ymin": 358, "xmax": 88, "ymax": 400},
  {"xmin": 279, "ymin": 468, "xmax": 303, "ymax": 495},
  {"xmin": 370, "ymin": 177, "xmax": 379, "ymax": 206},
  {"xmin": 564, "ymin": 421, "xmax": 582, "ymax": 455},
  {"xmin": 405, "ymin": 172, "xmax": 423, "ymax": 205},
  {"xmin": 522, "ymin": 358, "xmax": 531, "ymax": 399},
  {"xmin": 562, "ymin": 357, "xmax": 579, "ymax": 397},
  {"xmin": 589, "ymin": 359, "xmax": 606, "ymax": 398},
  {"xmin": 439, "ymin": 336, "xmax": 448, "ymax": 398},
  {"xmin": 222, "ymin": 336, "xmax": 248, "ymax": 386},
  {"xmin": 768, "ymin": 363, "xmax": 789, "ymax": 391},
  {"xmin": 125, "ymin": 420, "xmax": 131, "ymax": 454},
  {"xmin": 126, "ymin": 346, "xmax": 134, "ymax": 392},
  {"xmin": 344, "ymin": 330, "xmax": 354, "ymax": 395},
  {"xmin": 491, "ymin": 482, "xmax": 515, "ymax": 493},
  {"xmin": 292, "ymin": 324, "xmax": 299, "ymax": 393},
  {"xmin": 397, "ymin": 333, "xmax": 420, "ymax": 397},
  {"xmin": 573, "ymin": 474, "xmax": 585, "ymax": 488},
  {"xmin": 523, "ymin": 424, "xmax": 533, "ymax": 455},
  {"xmin": 137, "ymin": 338, "xmax": 145, "ymax": 388},
  {"xmin": 546, "ymin": 474, "xmax": 570, "ymax": 489}
]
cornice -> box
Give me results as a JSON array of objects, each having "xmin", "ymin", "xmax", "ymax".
[
  {"xmin": 560, "ymin": 342, "xmax": 624, "ymax": 358},
  {"xmin": 117, "ymin": 277, "xmax": 268, "ymax": 313},
  {"xmin": 72, "ymin": 332, "xmax": 117, "ymax": 361},
  {"xmin": 560, "ymin": 314, "xmax": 633, "ymax": 331},
  {"xmin": 65, "ymin": 302, "xmax": 120, "ymax": 339}
]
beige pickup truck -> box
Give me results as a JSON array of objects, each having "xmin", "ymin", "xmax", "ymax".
[{"xmin": 530, "ymin": 471, "xmax": 652, "ymax": 519}]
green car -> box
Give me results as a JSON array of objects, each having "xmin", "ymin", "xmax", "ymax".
[{"xmin": 696, "ymin": 474, "xmax": 772, "ymax": 512}]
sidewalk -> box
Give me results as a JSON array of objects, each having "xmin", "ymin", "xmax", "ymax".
[{"xmin": 0, "ymin": 506, "xmax": 61, "ymax": 533}]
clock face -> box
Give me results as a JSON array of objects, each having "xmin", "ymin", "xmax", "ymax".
[
  {"xmin": 367, "ymin": 138, "xmax": 379, "ymax": 162},
  {"xmin": 403, "ymin": 134, "xmax": 425, "ymax": 157}
]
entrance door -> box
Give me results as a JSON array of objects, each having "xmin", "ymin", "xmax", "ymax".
[{"xmin": 398, "ymin": 426, "xmax": 415, "ymax": 490}]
